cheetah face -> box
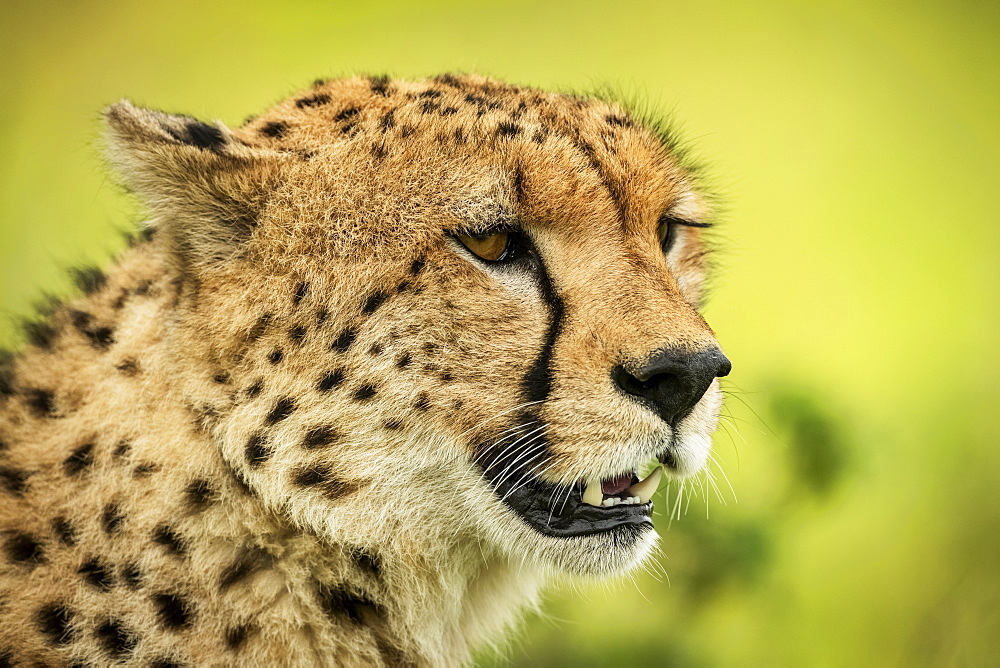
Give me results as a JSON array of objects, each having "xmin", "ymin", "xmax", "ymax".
[{"xmin": 106, "ymin": 75, "xmax": 729, "ymax": 578}]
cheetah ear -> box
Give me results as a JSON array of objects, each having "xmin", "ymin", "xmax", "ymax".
[{"xmin": 104, "ymin": 100, "xmax": 289, "ymax": 270}]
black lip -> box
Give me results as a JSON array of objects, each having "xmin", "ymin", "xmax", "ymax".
[{"xmin": 483, "ymin": 469, "xmax": 653, "ymax": 538}]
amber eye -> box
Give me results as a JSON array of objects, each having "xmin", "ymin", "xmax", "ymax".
[{"xmin": 456, "ymin": 232, "xmax": 511, "ymax": 262}]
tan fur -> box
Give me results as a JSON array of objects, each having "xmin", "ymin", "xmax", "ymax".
[{"xmin": 0, "ymin": 74, "xmax": 726, "ymax": 666}]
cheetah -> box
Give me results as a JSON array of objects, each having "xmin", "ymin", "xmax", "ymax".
[{"xmin": 0, "ymin": 74, "xmax": 730, "ymax": 666}]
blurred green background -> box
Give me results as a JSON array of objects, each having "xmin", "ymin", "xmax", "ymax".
[{"xmin": 2, "ymin": 1, "xmax": 997, "ymax": 665}]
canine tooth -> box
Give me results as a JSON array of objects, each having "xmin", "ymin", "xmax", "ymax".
[
  {"xmin": 627, "ymin": 465, "xmax": 663, "ymax": 504},
  {"xmin": 582, "ymin": 480, "xmax": 604, "ymax": 507}
]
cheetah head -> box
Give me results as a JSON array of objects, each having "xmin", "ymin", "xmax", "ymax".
[{"xmin": 105, "ymin": 75, "xmax": 729, "ymax": 579}]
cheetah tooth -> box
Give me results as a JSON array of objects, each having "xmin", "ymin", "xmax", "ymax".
[
  {"xmin": 582, "ymin": 480, "xmax": 604, "ymax": 507},
  {"xmin": 626, "ymin": 465, "xmax": 663, "ymax": 504}
]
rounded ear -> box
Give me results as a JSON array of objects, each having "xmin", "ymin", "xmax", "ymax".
[{"xmin": 105, "ymin": 101, "xmax": 291, "ymax": 271}]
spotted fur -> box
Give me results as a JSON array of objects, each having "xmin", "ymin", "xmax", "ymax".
[{"xmin": 0, "ymin": 74, "xmax": 726, "ymax": 665}]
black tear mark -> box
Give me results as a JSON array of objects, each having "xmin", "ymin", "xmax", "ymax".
[
  {"xmin": 245, "ymin": 433, "xmax": 271, "ymax": 467},
  {"xmin": 95, "ymin": 618, "xmax": 137, "ymax": 658},
  {"xmin": 70, "ymin": 266, "xmax": 107, "ymax": 295},
  {"xmin": 78, "ymin": 557, "xmax": 115, "ymax": 590},
  {"xmin": 52, "ymin": 517, "xmax": 77, "ymax": 546},
  {"xmin": 153, "ymin": 593, "xmax": 193, "ymax": 630},
  {"xmin": 185, "ymin": 479, "xmax": 215, "ymax": 510},
  {"xmin": 64, "ymin": 443, "xmax": 95, "ymax": 475},
  {"xmin": 317, "ymin": 369, "xmax": 345, "ymax": 392},
  {"xmin": 317, "ymin": 583, "xmax": 383, "ymax": 625},
  {"xmin": 260, "ymin": 121, "xmax": 289, "ymax": 139},
  {"xmin": 184, "ymin": 122, "xmax": 226, "ymax": 151},
  {"xmin": 102, "ymin": 502, "xmax": 124, "ymax": 535},
  {"xmin": 362, "ymin": 291, "xmax": 387, "ymax": 315},
  {"xmin": 266, "ymin": 397, "xmax": 296, "ymax": 424},
  {"xmin": 331, "ymin": 328, "xmax": 356, "ymax": 353},
  {"xmin": 0, "ymin": 466, "xmax": 28, "ymax": 496},
  {"xmin": 5, "ymin": 531, "xmax": 45, "ymax": 564},
  {"xmin": 37, "ymin": 604, "xmax": 76, "ymax": 645},
  {"xmin": 302, "ymin": 425, "xmax": 339, "ymax": 449},
  {"xmin": 26, "ymin": 388, "xmax": 57, "ymax": 417},
  {"xmin": 152, "ymin": 524, "xmax": 187, "ymax": 556},
  {"xmin": 296, "ymin": 93, "xmax": 331, "ymax": 109}
]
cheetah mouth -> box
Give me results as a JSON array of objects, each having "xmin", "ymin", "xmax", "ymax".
[{"xmin": 483, "ymin": 466, "xmax": 662, "ymax": 538}]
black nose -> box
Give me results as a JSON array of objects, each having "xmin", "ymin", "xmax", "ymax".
[{"xmin": 611, "ymin": 347, "xmax": 731, "ymax": 425}]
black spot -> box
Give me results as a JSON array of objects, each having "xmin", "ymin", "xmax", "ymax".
[
  {"xmin": 317, "ymin": 584, "xmax": 383, "ymax": 625},
  {"xmin": 81, "ymin": 325, "xmax": 115, "ymax": 350},
  {"xmin": 102, "ymin": 502, "xmax": 124, "ymax": 535},
  {"xmin": 245, "ymin": 379, "xmax": 264, "ymax": 398},
  {"xmin": 396, "ymin": 280, "xmax": 411, "ymax": 293},
  {"xmin": 248, "ymin": 313, "xmax": 272, "ymax": 341},
  {"xmin": 219, "ymin": 548, "xmax": 269, "ymax": 590},
  {"xmin": 113, "ymin": 441, "xmax": 131, "ymax": 458},
  {"xmin": 78, "ymin": 557, "xmax": 114, "ymax": 590},
  {"xmin": 70, "ymin": 309, "xmax": 92, "ymax": 330},
  {"xmin": 5, "ymin": 531, "xmax": 44, "ymax": 564},
  {"xmin": 334, "ymin": 107, "xmax": 360, "ymax": 122},
  {"xmin": 379, "ymin": 109, "xmax": 396, "ymax": 131},
  {"xmin": 150, "ymin": 660, "xmax": 182, "ymax": 668},
  {"xmin": 395, "ymin": 352, "xmax": 412, "ymax": 369},
  {"xmin": 116, "ymin": 358, "xmax": 140, "ymax": 376},
  {"xmin": 362, "ymin": 291, "xmax": 387, "ymax": 315},
  {"xmin": 400, "ymin": 124, "xmax": 416, "ymax": 138},
  {"xmin": 266, "ymin": 397, "xmax": 296, "ymax": 424},
  {"xmin": 0, "ymin": 466, "xmax": 28, "ymax": 496},
  {"xmin": 0, "ymin": 649, "xmax": 11, "ymax": 668},
  {"xmin": 421, "ymin": 341, "xmax": 439, "ymax": 354},
  {"xmin": 95, "ymin": 618, "xmax": 137, "ymax": 657},
  {"xmin": 340, "ymin": 121, "xmax": 358, "ymax": 136},
  {"xmin": 185, "ymin": 479, "xmax": 215, "ymax": 510},
  {"xmin": 226, "ymin": 624, "xmax": 251, "ymax": 649},
  {"xmin": 419, "ymin": 89, "xmax": 442, "ymax": 99},
  {"xmin": 302, "ymin": 425, "xmax": 339, "ymax": 449},
  {"xmin": 135, "ymin": 278, "xmax": 154, "ymax": 296},
  {"xmin": 184, "ymin": 122, "xmax": 226, "ymax": 151},
  {"xmin": 435, "ymin": 73, "xmax": 464, "ymax": 89},
  {"xmin": 292, "ymin": 466, "xmax": 355, "ymax": 499},
  {"xmin": 352, "ymin": 384, "xmax": 377, "ymax": 402},
  {"xmin": 409, "ymin": 257, "xmax": 425, "ymax": 275},
  {"xmin": 317, "ymin": 369, "xmax": 344, "ymax": 391},
  {"xmin": 440, "ymin": 371, "xmax": 454, "ymax": 383},
  {"xmin": 133, "ymin": 462, "xmax": 159, "ymax": 477},
  {"xmin": 496, "ymin": 121, "xmax": 521, "ymax": 138},
  {"xmin": 70, "ymin": 266, "xmax": 107, "ymax": 295},
  {"xmin": 293, "ymin": 281, "xmax": 309, "ymax": 305},
  {"xmin": 64, "ymin": 443, "xmax": 95, "ymax": 475},
  {"xmin": 289, "ymin": 325, "xmax": 307, "ymax": 344},
  {"xmin": 368, "ymin": 342, "xmax": 384, "ymax": 357},
  {"xmin": 26, "ymin": 388, "xmax": 57, "ymax": 417},
  {"xmin": 316, "ymin": 308, "xmax": 329, "ymax": 325},
  {"xmin": 153, "ymin": 525, "xmax": 186, "ymax": 556},
  {"xmin": 153, "ymin": 593, "xmax": 192, "ymax": 630},
  {"xmin": 37, "ymin": 604, "xmax": 75, "ymax": 645},
  {"xmin": 213, "ymin": 371, "xmax": 230, "ymax": 384},
  {"xmin": 370, "ymin": 141, "xmax": 388, "ymax": 160},
  {"xmin": 296, "ymin": 93, "xmax": 331, "ymax": 109},
  {"xmin": 383, "ymin": 418, "xmax": 403, "ymax": 431},
  {"xmin": 331, "ymin": 328, "xmax": 356, "ymax": 353},
  {"xmin": 23, "ymin": 319, "xmax": 57, "ymax": 350},
  {"xmin": 370, "ymin": 75, "xmax": 391, "ymax": 96},
  {"xmin": 420, "ymin": 100, "xmax": 440, "ymax": 114},
  {"xmin": 245, "ymin": 433, "xmax": 270, "ymax": 467},
  {"xmin": 120, "ymin": 563, "xmax": 142, "ymax": 589},
  {"xmin": 352, "ymin": 549, "xmax": 381, "ymax": 578},
  {"xmin": 413, "ymin": 392, "xmax": 431, "ymax": 412},
  {"xmin": 260, "ymin": 121, "xmax": 289, "ymax": 139},
  {"xmin": 267, "ymin": 348, "xmax": 283, "ymax": 364},
  {"xmin": 53, "ymin": 516, "xmax": 77, "ymax": 546},
  {"xmin": 605, "ymin": 114, "xmax": 633, "ymax": 128},
  {"xmin": 0, "ymin": 351, "xmax": 14, "ymax": 397}
]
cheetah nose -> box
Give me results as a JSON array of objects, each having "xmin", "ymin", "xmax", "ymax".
[{"xmin": 611, "ymin": 347, "xmax": 731, "ymax": 426}]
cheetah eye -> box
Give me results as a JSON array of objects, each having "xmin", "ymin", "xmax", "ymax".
[
  {"xmin": 657, "ymin": 215, "xmax": 712, "ymax": 254},
  {"xmin": 455, "ymin": 231, "xmax": 512, "ymax": 262}
]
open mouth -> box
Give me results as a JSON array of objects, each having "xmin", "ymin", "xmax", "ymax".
[{"xmin": 482, "ymin": 464, "xmax": 664, "ymax": 538}]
